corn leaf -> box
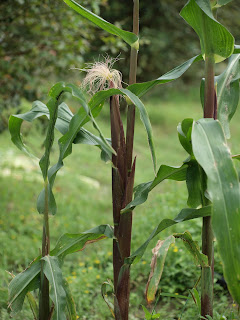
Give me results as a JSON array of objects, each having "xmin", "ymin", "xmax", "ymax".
[
  {"xmin": 146, "ymin": 236, "xmax": 175, "ymax": 304},
  {"xmin": 121, "ymin": 164, "xmax": 187, "ymax": 214},
  {"xmin": 42, "ymin": 256, "xmax": 66, "ymax": 320},
  {"xmin": 63, "ymin": 0, "xmax": 138, "ymax": 49},
  {"xmin": 174, "ymin": 231, "xmax": 208, "ymax": 267},
  {"xmin": 125, "ymin": 206, "xmax": 211, "ymax": 266},
  {"xmin": 51, "ymin": 224, "xmax": 114, "ymax": 260},
  {"xmin": 127, "ymin": 55, "xmax": 202, "ymax": 98},
  {"xmin": 8, "ymin": 262, "xmax": 41, "ymax": 314},
  {"xmin": 192, "ymin": 119, "xmax": 240, "ymax": 303},
  {"xmin": 180, "ymin": 0, "xmax": 234, "ymax": 62},
  {"xmin": 216, "ymin": 54, "xmax": 240, "ymax": 138}
]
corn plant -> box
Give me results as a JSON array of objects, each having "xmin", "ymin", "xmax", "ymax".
[
  {"xmin": 123, "ymin": 0, "xmax": 240, "ymax": 318},
  {"xmin": 7, "ymin": 0, "xmax": 240, "ymax": 320}
]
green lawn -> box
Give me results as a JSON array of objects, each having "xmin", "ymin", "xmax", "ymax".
[{"xmin": 0, "ymin": 85, "xmax": 239, "ymax": 319}]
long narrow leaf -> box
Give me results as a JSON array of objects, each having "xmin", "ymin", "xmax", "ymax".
[
  {"xmin": 8, "ymin": 262, "xmax": 41, "ymax": 314},
  {"xmin": 127, "ymin": 55, "xmax": 203, "ymax": 98},
  {"xmin": 63, "ymin": 0, "xmax": 138, "ymax": 49},
  {"xmin": 174, "ymin": 231, "xmax": 208, "ymax": 267},
  {"xmin": 192, "ymin": 119, "xmax": 240, "ymax": 303},
  {"xmin": 42, "ymin": 256, "xmax": 66, "ymax": 320},
  {"xmin": 122, "ymin": 164, "xmax": 187, "ymax": 213},
  {"xmin": 51, "ymin": 224, "xmax": 114, "ymax": 260},
  {"xmin": 125, "ymin": 206, "xmax": 211, "ymax": 266}
]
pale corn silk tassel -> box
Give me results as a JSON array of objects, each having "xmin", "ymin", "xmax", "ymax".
[{"xmin": 75, "ymin": 56, "xmax": 123, "ymax": 94}]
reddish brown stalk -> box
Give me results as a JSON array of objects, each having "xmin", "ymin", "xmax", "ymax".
[
  {"xmin": 201, "ymin": 55, "xmax": 216, "ymax": 318},
  {"xmin": 111, "ymin": 1, "xmax": 139, "ymax": 319}
]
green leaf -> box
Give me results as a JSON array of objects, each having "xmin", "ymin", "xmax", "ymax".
[
  {"xmin": 26, "ymin": 292, "xmax": 38, "ymax": 320},
  {"xmin": 101, "ymin": 280, "xmax": 115, "ymax": 318},
  {"xmin": 8, "ymin": 262, "xmax": 41, "ymax": 314},
  {"xmin": 174, "ymin": 231, "xmax": 208, "ymax": 267},
  {"xmin": 180, "ymin": 0, "xmax": 234, "ymax": 62},
  {"xmin": 51, "ymin": 224, "xmax": 114, "ymax": 260},
  {"xmin": 141, "ymin": 305, "xmax": 152, "ymax": 320},
  {"xmin": 216, "ymin": 54, "xmax": 240, "ymax": 138},
  {"xmin": 186, "ymin": 159, "xmax": 206, "ymax": 208},
  {"xmin": 58, "ymin": 83, "xmax": 114, "ymax": 160},
  {"xmin": 192, "ymin": 119, "xmax": 240, "ymax": 303},
  {"xmin": 189, "ymin": 288, "xmax": 201, "ymax": 314},
  {"xmin": 63, "ymin": 280, "xmax": 77, "ymax": 320},
  {"xmin": 63, "ymin": 0, "xmax": 138, "ymax": 49},
  {"xmin": 38, "ymin": 82, "xmax": 114, "ymax": 215},
  {"xmin": 125, "ymin": 206, "xmax": 211, "ymax": 266},
  {"xmin": 146, "ymin": 236, "xmax": 175, "ymax": 304},
  {"xmin": 177, "ymin": 118, "xmax": 193, "ymax": 155},
  {"xmin": 232, "ymin": 154, "xmax": 240, "ymax": 161},
  {"xmin": 89, "ymin": 87, "xmax": 157, "ymax": 172},
  {"xmin": 127, "ymin": 55, "xmax": 203, "ymax": 98},
  {"xmin": 122, "ymin": 164, "xmax": 187, "ymax": 213},
  {"xmin": 177, "ymin": 119, "xmax": 207, "ymax": 208},
  {"xmin": 201, "ymin": 53, "xmax": 240, "ymax": 139},
  {"xmin": 42, "ymin": 256, "xmax": 66, "ymax": 320}
]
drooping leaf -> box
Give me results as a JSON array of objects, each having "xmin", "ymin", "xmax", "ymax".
[
  {"xmin": 192, "ymin": 119, "xmax": 240, "ymax": 303},
  {"xmin": 125, "ymin": 206, "xmax": 211, "ymax": 266},
  {"xmin": 9, "ymin": 100, "xmax": 109, "ymax": 158},
  {"xmin": 146, "ymin": 236, "xmax": 175, "ymax": 304},
  {"xmin": 127, "ymin": 55, "xmax": 203, "ymax": 98},
  {"xmin": 101, "ymin": 280, "xmax": 115, "ymax": 318},
  {"xmin": 51, "ymin": 224, "xmax": 114, "ymax": 260},
  {"xmin": 121, "ymin": 164, "xmax": 187, "ymax": 213},
  {"xmin": 42, "ymin": 256, "xmax": 66, "ymax": 320},
  {"xmin": 8, "ymin": 262, "xmax": 41, "ymax": 314},
  {"xmin": 180, "ymin": 0, "xmax": 234, "ymax": 63},
  {"xmin": 37, "ymin": 82, "xmax": 114, "ymax": 215},
  {"xmin": 174, "ymin": 231, "xmax": 208, "ymax": 267},
  {"xmin": 63, "ymin": 0, "xmax": 139, "ymax": 49},
  {"xmin": 89, "ymin": 87, "xmax": 157, "ymax": 172}
]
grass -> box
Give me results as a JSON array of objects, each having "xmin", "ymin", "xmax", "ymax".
[{"xmin": 0, "ymin": 85, "xmax": 240, "ymax": 319}]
